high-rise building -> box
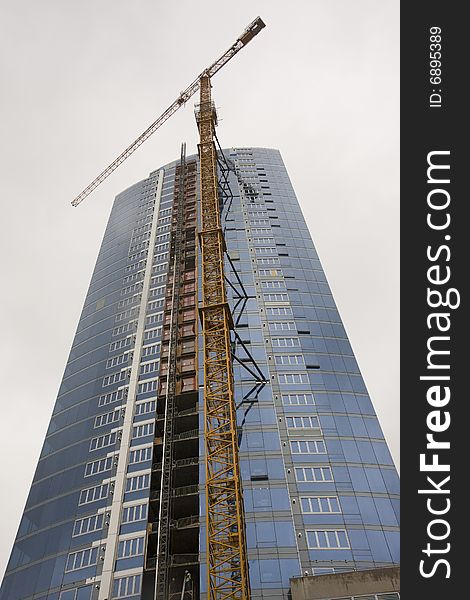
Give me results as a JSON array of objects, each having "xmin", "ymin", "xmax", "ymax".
[{"xmin": 0, "ymin": 147, "xmax": 399, "ymax": 600}]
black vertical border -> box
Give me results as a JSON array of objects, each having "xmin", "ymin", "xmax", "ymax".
[{"xmin": 401, "ymin": 3, "xmax": 466, "ymax": 597}]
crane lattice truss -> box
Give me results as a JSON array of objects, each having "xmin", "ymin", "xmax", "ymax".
[
  {"xmin": 71, "ymin": 17, "xmax": 265, "ymax": 207},
  {"xmin": 197, "ymin": 74, "xmax": 250, "ymax": 600}
]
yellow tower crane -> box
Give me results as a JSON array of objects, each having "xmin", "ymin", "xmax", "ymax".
[
  {"xmin": 71, "ymin": 17, "xmax": 266, "ymax": 600},
  {"xmin": 196, "ymin": 73, "xmax": 250, "ymax": 600}
]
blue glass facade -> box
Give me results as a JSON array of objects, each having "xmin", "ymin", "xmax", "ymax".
[{"xmin": 1, "ymin": 147, "xmax": 399, "ymax": 600}]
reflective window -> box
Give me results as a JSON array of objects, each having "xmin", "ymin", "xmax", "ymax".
[
  {"xmin": 278, "ymin": 373, "xmax": 309, "ymax": 385},
  {"xmin": 290, "ymin": 440, "xmax": 326, "ymax": 454},
  {"xmin": 112, "ymin": 574, "xmax": 142, "ymax": 598},
  {"xmin": 135, "ymin": 400, "xmax": 156, "ymax": 416},
  {"xmin": 94, "ymin": 409, "xmax": 122, "ymax": 428},
  {"xmin": 73, "ymin": 513, "xmax": 104, "ymax": 536},
  {"xmin": 79, "ymin": 483, "xmax": 109, "ymax": 505},
  {"xmin": 99, "ymin": 388, "xmax": 126, "ymax": 407},
  {"xmin": 132, "ymin": 422, "xmax": 154, "ymax": 439},
  {"xmin": 117, "ymin": 536, "xmax": 144, "ymax": 558},
  {"xmin": 272, "ymin": 337, "xmax": 300, "ymax": 347},
  {"xmin": 65, "ymin": 546, "xmax": 99, "ymax": 572},
  {"xmin": 137, "ymin": 379, "xmax": 158, "ymax": 394},
  {"xmin": 129, "ymin": 447, "xmax": 152, "ymax": 464},
  {"xmin": 286, "ymin": 415, "xmax": 319, "ymax": 428},
  {"xmin": 268, "ymin": 321, "xmax": 295, "ymax": 331},
  {"xmin": 274, "ymin": 354, "xmax": 304, "ymax": 365},
  {"xmin": 90, "ymin": 431, "xmax": 118, "ymax": 452},
  {"xmin": 85, "ymin": 456, "xmax": 115, "ymax": 477},
  {"xmin": 306, "ymin": 529, "xmax": 350, "ymax": 549},
  {"xmin": 126, "ymin": 473, "xmax": 150, "ymax": 492},
  {"xmin": 282, "ymin": 393, "xmax": 315, "ymax": 405},
  {"xmin": 122, "ymin": 503, "xmax": 148, "ymax": 524},
  {"xmin": 295, "ymin": 466, "xmax": 333, "ymax": 482},
  {"xmin": 300, "ymin": 496, "xmax": 341, "ymax": 514}
]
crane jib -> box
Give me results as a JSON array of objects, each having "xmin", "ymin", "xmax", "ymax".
[{"xmin": 71, "ymin": 16, "xmax": 265, "ymax": 207}]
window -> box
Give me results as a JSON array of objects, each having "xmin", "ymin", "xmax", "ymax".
[
  {"xmin": 150, "ymin": 274, "xmax": 166, "ymax": 287},
  {"xmin": 269, "ymin": 321, "xmax": 295, "ymax": 331},
  {"xmin": 79, "ymin": 483, "xmax": 109, "ymax": 506},
  {"xmin": 135, "ymin": 400, "xmax": 156, "ymax": 416},
  {"xmin": 140, "ymin": 360, "xmax": 159, "ymax": 375},
  {"xmin": 106, "ymin": 352, "xmax": 130, "ymax": 369},
  {"xmin": 295, "ymin": 466, "xmax": 333, "ymax": 482},
  {"xmin": 109, "ymin": 337, "xmax": 133, "ymax": 353},
  {"xmin": 112, "ymin": 574, "xmax": 142, "ymax": 598},
  {"xmin": 251, "ymin": 228, "xmax": 271, "ymax": 234},
  {"xmin": 274, "ymin": 354, "xmax": 304, "ymax": 365},
  {"xmin": 259, "ymin": 269, "xmax": 283, "ymax": 277},
  {"xmin": 94, "ymin": 409, "xmax": 123, "ymax": 428},
  {"xmin": 102, "ymin": 369, "xmax": 128, "ymax": 387},
  {"xmin": 117, "ymin": 295, "xmax": 140, "ymax": 309},
  {"xmin": 261, "ymin": 280, "xmax": 285, "ymax": 289},
  {"xmin": 126, "ymin": 260, "xmax": 145, "ymax": 273},
  {"xmin": 146, "ymin": 312, "xmax": 163, "ymax": 326},
  {"xmin": 89, "ymin": 431, "xmax": 118, "ymax": 452},
  {"xmin": 257, "ymin": 257, "xmax": 280, "ymax": 265},
  {"xmin": 122, "ymin": 503, "xmax": 148, "ymax": 524},
  {"xmin": 132, "ymin": 224, "xmax": 151, "ymax": 235},
  {"xmin": 128, "ymin": 250, "xmax": 148, "ymax": 262},
  {"xmin": 253, "ymin": 237, "xmax": 275, "ymax": 244},
  {"xmin": 144, "ymin": 326, "xmax": 162, "ymax": 341},
  {"xmin": 98, "ymin": 388, "xmax": 126, "ymax": 407},
  {"xmin": 147, "ymin": 298, "xmax": 164, "ymax": 311},
  {"xmin": 152, "ymin": 261, "xmax": 168, "ymax": 273},
  {"xmin": 141, "ymin": 343, "xmax": 160, "ymax": 357},
  {"xmin": 132, "ymin": 422, "xmax": 154, "ymax": 439},
  {"xmin": 129, "ymin": 240, "xmax": 149, "ymax": 252},
  {"xmin": 65, "ymin": 547, "xmax": 99, "ymax": 572},
  {"xmin": 129, "ymin": 446, "xmax": 152, "ymax": 464},
  {"xmin": 137, "ymin": 379, "xmax": 158, "ymax": 394},
  {"xmin": 130, "ymin": 232, "xmax": 150, "ymax": 244},
  {"xmin": 306, "ymin": 529, "xmax": 350, "ymax": 549},
  {"xmin": 155, "ymin": 233, "xmax": 170, "ymax": 243},
  {"xmin": 290, "ymin": 440, "xmax": 326, "ymax": 454},
  {"xmin": 300, "ymin": 496, "xmax": 341, "ymax": 514},
  {"xmin": 278, "ymin": 373, "xmax": 309, "ymax": 385},
  {"xmin": 121, "ymin": 283, "xmax": 142, "ymax": 296},
  {"xmin": 73, "ymin": 513, "xmax": 104, "ymax": 537},
  {"xmin": 122, "ymin": 270, "xmax": 143, "ymax": 284},
  {"xmin": 282, "ymin": 393, "xmax": 315, "ymax": 405},
  {"xmin": 126, "ymin": 473, "xmax": 150, "ymax": 492},
  {"xmin": 272, "ymin": 337, "xmax": 300, "ymax": 347},
  {"xmin": 263, "ymin": 293, "xmax": 288, "ymax": 302},
  {"xmin": 148, "ymin": 286, "xmax": 165, "ymax": 298},
  {"xmin": 115, "ymin": 308, "xmax": 138, "ymax": 323},
  {"xmin": 266, "ymin": 306, "xmax": 292, "ymax": 316},
  {"xmin": 112, "ymin": 322, "xmax": 136, "ymax": 336},
  {"xmin": 255, "ymin": 247, "xmax": 277, "ymax": 255},
  {"xmin": 154, "ymin": 242, "xmax": 169, "ymax": 252},
  {"xmin": 85, "ymin": 456, "xmax": 115, "ymax": 477},
  {"xmin": 286, "ymin": 415, "xmax": 319, "ymax": 429}
]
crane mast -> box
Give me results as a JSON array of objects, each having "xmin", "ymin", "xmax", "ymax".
[{"xmin": 196, "ymin": 74, "xmax": 250, "ymax": 600}]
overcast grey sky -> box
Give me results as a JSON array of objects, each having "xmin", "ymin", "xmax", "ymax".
[{"xmin": 0, "ymin": 0, "xmax": 399, "ymax": 580}]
